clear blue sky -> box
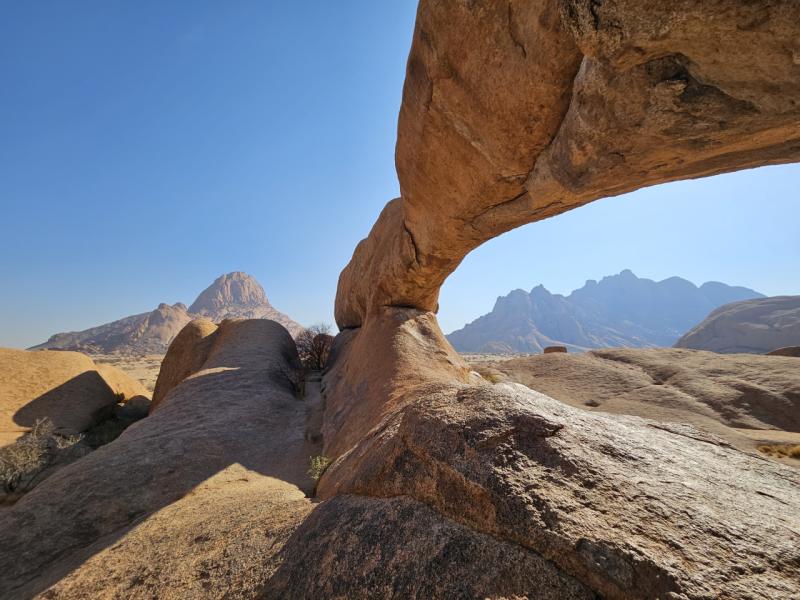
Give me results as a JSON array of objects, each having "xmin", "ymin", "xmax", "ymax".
[{"xmin": 1, "ymin": 2, "xmax": 797, "ymax": 348}]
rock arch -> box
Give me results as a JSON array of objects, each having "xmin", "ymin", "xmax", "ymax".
[{"xmin": 336, "ymin": 0, "xmax": 800, "ymax": 329}]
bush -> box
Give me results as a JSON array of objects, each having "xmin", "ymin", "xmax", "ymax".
[
  {"xmin": 0, "ymin": 418, "xmax": 85, "ymax": 494},
  {"xmin": 757, "ymin": 444, "xmax": 800, "ymax": 459},
  {"xmin": 295, "ymin": 324, "xmax": 334, "ymax": 371},
  {"xmin": 307, "ymin": 455, "xmax": 332, "ymax": 481}
]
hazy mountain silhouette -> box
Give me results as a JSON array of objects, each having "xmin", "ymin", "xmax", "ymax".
[
  {"xmin": 31, "ymin": 272, "xmax": 302, "ymax": 354},
  {"xmin": 447, "ymin": 270, "xmax": 763, "ymax": 353}
]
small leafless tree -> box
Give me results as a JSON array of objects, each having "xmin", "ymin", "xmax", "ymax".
[{"xmin": 295, "ymin": 324, "xmax": 334, "ymax": 371}]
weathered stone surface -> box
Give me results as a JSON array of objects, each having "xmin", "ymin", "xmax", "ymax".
[
  {"xmin": 263, "ymin": 495, "xmax": 595, "ymax": 600},
  {"xmin": 0, "ymin": 320, "xmax": 317, "ymax": 599},
  {"xmin": 322, "ymin": 307, "xmax": 472, "ymax": 458},
  {"xmin": 336, "ymin": 0, "xmax": 800, "ymax": 327},
  {"xmin": 0, "ymin": 348, "xmax": 147, "ymax": 445},
  {"xmin": 473, "ymin": 348, "xmax": 800, "ymax": 457},
  {"xmin": 319, "ymin": 311, "xmax": 800, "ymax": 600},
  {"xmin": 3, "ymin": 3, "xmax": 800, "ymax": 598},
  {"xmin": 324, "ymin": 7, "xmax": 800, "ymax": 592},
  {"xmin": 769, "ymin": 346, "xmax": 800, "ymax": 357},
  {"xmin": 150, "ymin": 318, "xmax": 219, "ymax": 412},
  {"xmin": 676, "ymin": 295, "xmax": 800, "ymax": 354}
]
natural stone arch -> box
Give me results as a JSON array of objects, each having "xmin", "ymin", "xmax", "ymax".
[{"xmin": 335, "ymin": 0, "xmax": 800, "ymax": 330}]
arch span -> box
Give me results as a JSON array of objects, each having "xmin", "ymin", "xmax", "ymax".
[{"xmin": 335, "ymin": 0, "xmax": 800, "ymax": 330}]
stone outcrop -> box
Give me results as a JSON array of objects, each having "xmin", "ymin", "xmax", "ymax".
[
  {"xmin": 676, "ymin": 295, "xmax": 800, "ymax": 354},
  {"xmin": 314, "ymin": 311, "xmax": 800, "ymax": 599},
  {"xmin": 325, "ymin": 2, "xmax": 800, "ymax": 597},
  {"xmin": 448, "ymin": 270, "xmax": 763, "ymax": 353},
  {"xmin": 149, "ymin": 318, "xmax": 219, "ymax": 411},
  {"xmin": 0, "ymin": 348, "xmax": 148, "ymax": 445},
  {"xmin": 769, "ymin": 346, "xmax": 800, "ymax": 357},
  {"xmin": 0, "ymin": 319, "xmax": 318, "ymax": 598},
  {"xmin": 189, "ymin": 272, "xmax": 303, "ymax": 336},
  {"xmin": 31, "ymin": 272, "xmax": 302, "ymax": 355}
]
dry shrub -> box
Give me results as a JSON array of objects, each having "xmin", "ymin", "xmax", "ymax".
[
  {"xmin": 295, "ymin": 324, "xmax": 334, "ymax": 371},
  {"xmin": 757, "ymin": 444, "xmax": 800, "ymax": 459},
  {"xmin": 0, "ymin": 418, "xmax": 86, "ymax": 494}
]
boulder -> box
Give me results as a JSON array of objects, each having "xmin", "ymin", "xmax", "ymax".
[
  {"xmin": 316, "ymin": 310, "xmax": 800, "ymax": 600},
  {"xmin": 543, "ymin": 345, "xmax": 567, "ymax": 354},
  {"xmin": 768, "ymin": 346, "xmax": 800, "ymax": 357},
  {"xmin": 150, "ymin": 318, "xmax": 219, "ymax": 412},
  {"xmin": 0, "ymin": 319, "xmax": 317, "ymax": 598},
  {"xmin": 677, "ymin": 296, "xmax": 800, "ymax": 354},
  {"xmin": 0, "ymin": 348, "xmax": 147, "ymax": 445}
]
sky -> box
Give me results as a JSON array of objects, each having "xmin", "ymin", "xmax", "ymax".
[{"xmin": 0, "ymin": 2, "xmax": 797, "ymax": 348}]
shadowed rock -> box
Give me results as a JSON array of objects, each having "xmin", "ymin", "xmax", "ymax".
[{"xmin": 0, "ymin": 348, "xmax": 147, "ymax": 445}]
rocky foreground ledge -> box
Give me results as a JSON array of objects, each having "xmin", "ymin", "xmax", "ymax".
[{"xmin": 0, "ymin": 315, "xmax": 797, "ymax": 599}]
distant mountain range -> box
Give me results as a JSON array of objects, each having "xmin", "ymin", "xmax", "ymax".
[
  {"xmin": 31, "ymin": 272, "xmax": 302, "ymax": 355},
  {"xmin": 447, "ymin": 270, "xmax": 764, "ymax": 353}
]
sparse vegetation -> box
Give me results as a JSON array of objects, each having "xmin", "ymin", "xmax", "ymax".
[
  {"xmin": 307, "ymin": 455, "xmax": 332, "ymax": 481},
  {"xmin": 295, "ymin": 324, "xmax": 334, "ymax": 371},
  {"xmin": 474, "ymin": 366, "xmax": 503, "ymax": 384},
  {"xmin": 0, "ymin": 418, "xmax": 87, "ymax": 497},
  {"xmin": 757, "ymin": 444, "xmax": 800, "ymax": 459}
]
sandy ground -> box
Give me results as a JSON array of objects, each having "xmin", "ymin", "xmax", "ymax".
[{"xmin": 91, "ymin": 354, "xmax": 164, "ymax": 394}]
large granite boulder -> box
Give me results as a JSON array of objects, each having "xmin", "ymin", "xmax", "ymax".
[
  {"xmin": 676, "ymin": 295, "xmax": 800, "ymax": 354},
  {"xmin": 0, "ymin": 348, "xmax": 147, "ymax": 445},
  {"xmin": 314, "ymin": 310, "xmax": 800, "ymax": 599}
]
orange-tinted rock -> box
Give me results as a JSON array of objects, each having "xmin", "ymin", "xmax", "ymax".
[
  {"xmin": 150, "ymin": 319, "xmax": 218, "ymax": 412},
  {"xmin": 0, "ymin": 348, "xmax": 147, "ymax": 445},
  {"xmin": 543, "ymin": 346, "xmax": 568, "ymax": 354},
  {"xmin": 336, "ymin": 1, "xmax": 800, "ymax": 328}
]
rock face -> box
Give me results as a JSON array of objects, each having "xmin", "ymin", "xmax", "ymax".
[
  {"xmin": 448, "ymin": 270, "xmax": 762, "ymax": 353},
  {"xmin": 473, "ymin": 348, "xmax": 800, "ymax": 457},
  {"xmin": 31, "ymin": 272, "xmax": 302, "ymax": 355},
  {"xmin": 0, "ymin": 348, "xmax": 148, "ymax": 445},
  {"xmin": 676, "ymin": 295, "xmax": 800, "ymax": 354},
  {"xmin": 335, "ymin": 1, "xmax": 800, "ymax": 328},
  {"xmin": 325, "ymin": 1, "xmax": 800, "ymax": 598},
  {"xmin": 315, "ymin": 311, "xmax": 800, "ymax": 600},
  {"xmin": 0, "ymin": 319, "xmax": 318, "ymax": 599},
  {"xmin": 3, "ymin": 317, "xmax": 798, "ymax": 599},
  {"xmin": 30, "ymin": 303, "xmax": 194, "ymax": 356},
  {"xmin": 769, "ymin": 346, "xmax": 800, "ymax": 357}
]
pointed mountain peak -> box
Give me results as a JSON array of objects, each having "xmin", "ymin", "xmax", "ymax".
[{"xmin": 189, "ymin": 272, "xmax": 269, "ymax": 314}]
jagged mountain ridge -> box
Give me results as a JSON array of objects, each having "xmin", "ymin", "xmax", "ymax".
[
  {"xmin": 447, "ymin": 270, "xmax": 764, "ymax": 353},
  {"xmin": 31, "ymin": 272, "xmax": 302, "ymax": 354}
]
